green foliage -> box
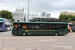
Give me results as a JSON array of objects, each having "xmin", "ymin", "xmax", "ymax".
[
  {"xmin": 59, "ymin": 14, "xmax": 75, "ymax": 21},
  {"xmin": 0, "ymin": 10, "xmax": 13, "ymax": 21},
  {"xmin": 59, "ymin": 14, "xmax": 69, "ymax": 20},
  {"xmin": 71, "ymin": 15, "xmax": 75, "ymax": 21}
]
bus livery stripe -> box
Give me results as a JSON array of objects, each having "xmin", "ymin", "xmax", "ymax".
[{"xmin": 25, "ymin": 30, "xmax": 56, "ymax": 32}]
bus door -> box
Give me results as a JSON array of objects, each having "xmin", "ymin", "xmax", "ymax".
[{"xmin": 13, "ymin": 24, "xmax": 22, "ymax": 34}]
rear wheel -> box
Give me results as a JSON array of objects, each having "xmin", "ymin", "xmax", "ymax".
[
  {"xmin": 22, "ymin": 32, "xmax": 27, "ymax": 36},
  {"xmin": 54, "ymin": 32, "xmax": 59, "ymax": 36}
]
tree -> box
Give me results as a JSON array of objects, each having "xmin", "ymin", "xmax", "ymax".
[
  {"xmin": 0, "ymin": 10, "xmax": 14, "ymax": 21},
  {"xmin": 59, "ymin": 14, "xmax": 69, "ymax": 20},
  {"xmin": 71, "ymin": 15, "xmax": 75, "ymax": 21},
  {"xmin": 59, "ymin": 14, "xmax": 64, "ymax": 20},
  {"xmin": 59, "ymin": 14, "xmax": 75, "ymax": 21}
]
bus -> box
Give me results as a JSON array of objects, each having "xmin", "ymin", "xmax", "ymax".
[
  {"xmin": 0, "ymin": 18, "xmax": 11, "ymax": 31},
  {"xmin": 12, "ymin": 22, "xmax": 68, "ymax": 36},
  {"xmin": 8, "ymin": 19, "xmax": 13, "ymax": 30}
]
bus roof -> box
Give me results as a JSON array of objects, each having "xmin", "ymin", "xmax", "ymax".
[{"xmin": 13, "ymin": 22, "xmax": 67, "ymax": 24}]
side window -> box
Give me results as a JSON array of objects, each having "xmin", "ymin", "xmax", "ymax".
[
  {"xmin": 5, "ymin": 25, "xmax": 9, "ymax": 27},
  {"xmin": 49, "ymin": 24, "xmax": 53, "ymax": 29},
  {"xmin": 52, "ymin": 24, "xmax": 62, "ymax": 29},
  {"xmin": 28, "ymin": 24, "xmax": 33, "ymax": 29},
  {"xmin": 34, "ymin": 24, "xmax": 40, "ymax": 29},
  {"xmin": 13, "ymin": 24, "xmax": 17, "ymax": 29},
  {"xmin": 17, "ymin": 24, "xmax": 22, "ymax": 29},
  {"xmin": 28, "ymin": 24, "xmax": 40, "ymax": 30},
  {"xmin": 40, "ymin": 24, "xmax": 48, "ymax": 29},
  {"xmin": 53, "ymin": 25, "xmax": 56, "ymax": 29},
  {"xmin": 14, "ymin": 25, "xmax": 17, "ymax": 28},
  {"xmin": 52, "ymin": 24, "xmax": 67, "ymax": 29},
  {"xmin": 22, "ymin": 24, "xmax": 27, "ymax": 29},
  {"xmin": 62, "ymin": 24, "xmax": 67, "ymax": 29}
]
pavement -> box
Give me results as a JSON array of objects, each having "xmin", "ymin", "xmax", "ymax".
[{"xmin": 0, "ymin": 31, "xmax": 75, "ymax": 50}]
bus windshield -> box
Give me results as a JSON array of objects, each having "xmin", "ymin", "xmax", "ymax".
[{"xmin": 0, "ymin": 23, "xmax": 2, "ymax": 27}]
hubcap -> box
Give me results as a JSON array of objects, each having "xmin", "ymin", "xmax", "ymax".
[
  {"xmin": 23, "ymin": 33, "xmax": 26, "ymax": 35},
  {"xmin": 55, "ymin": 33, "xmax": 58, "ymax": 36}
]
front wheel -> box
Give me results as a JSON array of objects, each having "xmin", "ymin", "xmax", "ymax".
[
  {"xmin": 54, "ymin": 32, "xmax": 59, "ymax": 36},
  {"xmin": 22, "ymin": 32, "xmax": 27, "ymax": 36}
]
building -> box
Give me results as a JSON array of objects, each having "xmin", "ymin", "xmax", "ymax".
[
  {"xmin": 61, "ymin": 11, "xmax": 75, "ymax": 16},
  {"xmin": 60, "ymin": 11, "xmax": 70, "ymax": 15},
  {"xmin": 70, "ymin": 12, "xmax": 75, "ymax": 16},
  {"xmin": 41, "ymin": 12, "xmax": 50, "ymax": 18},
  {"xmin": 27, "ymin": 12, "xmax": 50, "ymax": 20},
  {"xmin": 12, "ymin": 10, "xmax": 50, "ymax": 22},
  {"xmin": 12, "ymin": 8, "xmax": 26, "ymax": 22},
  {"xmin": 29, "ymin": 13, "xmax": 40, "ymax": 19}
]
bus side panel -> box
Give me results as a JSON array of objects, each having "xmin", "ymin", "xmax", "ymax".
[
  {"xmin": 28, "ymin": 31, "xmax": 43, "ymax": 35},
  {"xmin": 25, "ymin": 30, "xmax": 56, "ymax": 35},
  {"xmin": 58, "ymin": 30, "xmax": 65, "ymax": 35},
  {"xmin": 57, "ymin": 29, "xmax": 68, "ymax": 35}
]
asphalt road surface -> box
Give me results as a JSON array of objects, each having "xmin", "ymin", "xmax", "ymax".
[{"xmin": 0, "ymin": 31, "xmax": 75, "ymax": 50}]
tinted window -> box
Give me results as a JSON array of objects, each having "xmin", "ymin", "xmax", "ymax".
[
  {"xmin": 28, "ymin": 24, "xmax": 48, "ymax": 30},
  {"xmin": 52, "ymin": 24, "xmax": 67, "ymax": 29},
  {"xmin": 52, "ymin": 24, "xmax": 60, "ymax": 29},
  {"xmin": 28, "ymin": 24, "xmax": 40, "ymax": 29},
  {"xmin": 40, "ymin": 24, "xmax": 48, "ymax": 29},
  {"xmin": 13, "ymin": 24, "xmax": 22, "ymax": 30},
  {"xmin": 22, "ymin": 24, "xmax": 27, "ymax": 29},
  {"xmin": 13, "ymin": 23, "xmax": 67, "ymax": 30},
  {"xmin": 0, "ymin": 23, "xmax": 2, "ymax": 27},
  {"xmin": 5, "ymin": 25, "xmax": 10, "ymax": 27}
]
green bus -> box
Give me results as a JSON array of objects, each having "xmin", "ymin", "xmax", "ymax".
[{"xmin": 12, "ymin": 22, "xmax": 68, "ymax": 36}]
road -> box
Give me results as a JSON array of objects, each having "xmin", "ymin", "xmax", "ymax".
[{"xmin": 0, "ymin": 31, "xmax": 75, "ymax": 50}]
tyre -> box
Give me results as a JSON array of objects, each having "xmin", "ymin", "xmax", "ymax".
[
  {"xmin": 22, "ymin": 32, "xmax": 27, "ymax": 36},
  {"xmin": 54, "ymin": 32, "xmax": 59, "ymax": 36}
]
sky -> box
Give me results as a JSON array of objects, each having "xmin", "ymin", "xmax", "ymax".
[{"xmin": 0, "ymin": 0, "xmax": 75, "ymax": 18}]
